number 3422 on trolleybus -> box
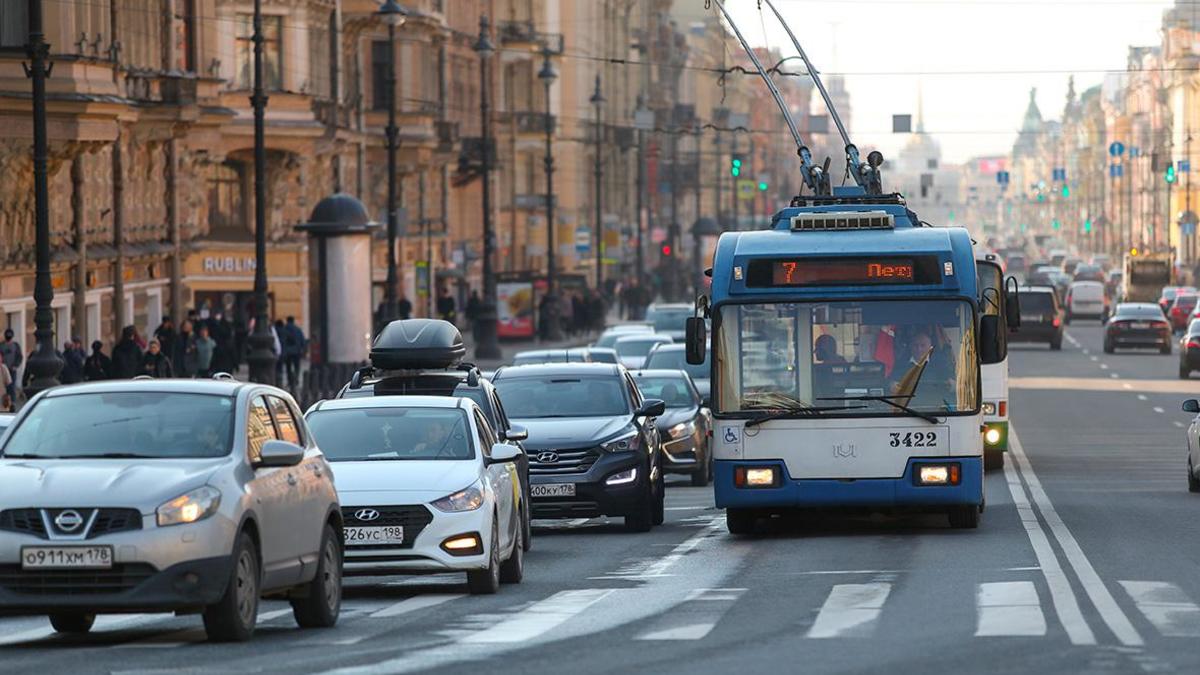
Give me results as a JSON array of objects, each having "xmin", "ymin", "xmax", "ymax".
[{"xmin": 683, "ymin": 190, "xmax": 1018, "ymax": 535}]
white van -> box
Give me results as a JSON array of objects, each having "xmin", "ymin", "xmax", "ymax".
[{"xmin": 1066, "ymin": 280, "xmax": 1108, "ymax": 322}]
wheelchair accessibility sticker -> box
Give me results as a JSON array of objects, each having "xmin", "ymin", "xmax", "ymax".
[{"xmin": 722, "ymin": 426, "xmax": 740, "ymax": 445}]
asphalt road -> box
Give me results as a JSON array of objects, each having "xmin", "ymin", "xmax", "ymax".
[{"xmin": 4, "ymin": 321, "xmax": 1200, "ymax": 674}]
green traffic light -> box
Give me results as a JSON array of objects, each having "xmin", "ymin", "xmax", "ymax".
[
  {"xmin": 1083, "ymin": 219, "xmax": 1092, "ymax": 233},
  {"xmin": 731, "ymin": 167, "xmax": 740, "ymax": 177},
  {"xmin": 1166, "ymin": 166, "xmax": 1177, "ymax": 184},
  {"xmin": 757, "ymin": 181, "xmax": 768, "ymax": 191},
  {"xmin": 1052, "ymin": 219, "xmax": 1061, "ymax": 230},
  {"xmin": 1061, "ymin": 185, "xmax": 1070, "ymax": 198}
]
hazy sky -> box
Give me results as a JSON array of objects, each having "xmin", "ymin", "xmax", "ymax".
[{"xmin": 724, "ymin": 0, "xmax": 1179, "ymax": 165}]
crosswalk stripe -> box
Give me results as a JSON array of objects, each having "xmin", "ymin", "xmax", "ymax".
[
  {"xmin": 1119, "ymin": 581, "xmax": 1200, "ymax": 637},
  {"xmin": 459, "ymin": 589, "xmax": 612, "ymax": 644},
  {"xmin": 371, "ymin": 594, "xmax": 465, "ymax": 619},
  {"xmin": 975, "ymin": 582, "xmax": 1047, "ymax": 637},
  {"xmin": 807, "ymin": 583, "xmax": 891, "ymax": 638},
  {"xmin": 635, "ymin": 588, "xmax": 746, "ymax": 641}
]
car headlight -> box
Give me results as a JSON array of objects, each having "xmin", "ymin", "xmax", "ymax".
[
  {"xmin": 432, "ymin": 481, "xmax": 485, "ymax": 513},
  {"xmin": 668, "ymin": 421, "xmax": 697, "ymax": 439},
  {"xmin": 157, "ymin": 486, "xmax": 221, "ymax": 527},
  {"xmin": 601, "ymin": 430, "xmax": 639, "ymax": 452},
  {"xmin": 981, "ymin": 402, "xmax": 997, "ymax": 416}
]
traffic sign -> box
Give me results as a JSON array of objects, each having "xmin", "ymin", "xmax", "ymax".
[
  {"xmin": 737, "ymin": 179, "xmax": 757, "ymax": 201},
  {"xmin": 1181, "ymin": 160, "xmax": 1191, "ymax": 174},
  {"xmin": 575, "ymin": 228, "xmax": 591, "ymax": 253},
  {"xmin": 996, "ymin": 171, "xmax": 1010, "ymax": 186},
  {"xmin": 1109, "ymin": 164, "xmax": 1123, "ymax": 179},
  {"xmin": 1109, "ymin": 141, "xmax": 1125, "ymax": 157}
]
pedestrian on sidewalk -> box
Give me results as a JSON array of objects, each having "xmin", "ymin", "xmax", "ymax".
[
  {"xmin": 0, "ymin": 328, "xmax": 22, "ymax": 399},
  {"xmin": 283, "ymin": 316, "xmax": 306, "ymax": 389},
  {"xmin": 141, "ymin": 339, "xmax": 174, "ymax": 378},
  {"xmin": 194, "ymin": 324, "xmax": 216, "ymax": 378},
  {"xmin": 84, "ymin": 341, "xmax": 112, "ymax": 381},
  {"xmin": 153, "ymin": 318, "xmax": 176, "ymax": 363},
  {"xmin": 112, "ymin": 326, "xmax": 143, "ymax": 379},
  {"xmin": 437, "ymin": 287, "xmax": 458, "ymax": 324},
  {"xmin": 175, "ymin": 320, "xmax": 198, "ymax": 378},
  {"xmin": 60, "ymin": 339, "xmax": 85, "ymax": 384}
]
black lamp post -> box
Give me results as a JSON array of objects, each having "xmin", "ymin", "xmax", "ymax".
[
  {"xmin": 472, "ymin": 15, "xmax": 501, "ymax": 359},
  {"xmin": 246, "ymin": 0, "xmax": 277, "ymax": 384},
  {"xmin": 633, "ymin": 96, "xmax": 652, "ymax": 288},
  {"xmin": 378, "ymin": 0, "xmax": 408, "ymax": 327},
  {"xmin": 590, "ymin": 75, "xmax": 605, "ymax": 291},
  {"xmin": 23, "ymin": 0, "xmax": 62, "ymax": 397},
  {"xmin": 537, "ymin": 46, "xmax": 563, "ymax": 341}
]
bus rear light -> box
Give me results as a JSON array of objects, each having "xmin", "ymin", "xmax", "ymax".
[
  {"xmin": 998, "ymin": 400, "xmax": 1007, "ymax": 417},
  {"xmin": 915, "ymin": 463, "xmax": 961, "ymax": 486},
  {"xmin": 735, "ymin": 466, "xmax": 780, "ymax": 488}
]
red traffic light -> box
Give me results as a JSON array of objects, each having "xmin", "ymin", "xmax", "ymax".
[{"xmin": 661, "ymin": 245, "xmax": 672, "ymax": 257}]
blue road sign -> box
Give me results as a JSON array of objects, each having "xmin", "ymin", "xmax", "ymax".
[
  {"xmin": 1130, "ymin": 146, "xmax": 1141, "ymax": 158},
  {"xmin": 1109, "ymin": 141, "xmax": 1125, "ymax": 157},
  {"xmin": 1181, "ymin": 160, "xmax": 1191, "ymax": 174},
  {"xmin": 996, "ymin": 171, "xmax": 1010, "ymax": 185},
  {"xmin": 1110, "ymin": 164, "xmax": 1124, "ymax": 178}
]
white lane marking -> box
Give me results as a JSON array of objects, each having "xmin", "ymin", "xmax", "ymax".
[
  {"xmin": 1011, "ymin": 430, "xmax": 1144, "ymax": 646},
  {"xmin": 1154, "ymin": 407, "xmax": 1165, "ymax": 414},
  {"xmin": 975, "ymin": 581, "xmax": 1047, "ymax": 637},
  {"xmin": 1100, "ymin": 363, "xmax": 1109, "ymax": 370},
  {"xmin": 1082, "ymin": 348, "xmax": 1091, "ymax": 355},
  {"xmin": 371, "ymin": 594, "xmax": 464, "ymax": 619},
  {"xmin": 664, "ymin": 506, "xmax": 707, "ymax": 511},
  {"xmin": 635, "ymin": 588, "xmax": 746, "ymax": 640},
  {"xmin": 1137, "ymin": 394, "xmax": 1148, "ymax": 401},
  {"xmin": 1110, "ymin": 373, "xmax": 1120, "ymax": 379},
  {"xmin": 1118, "ymin": 581, "xmax": 1200, "ymax": 637},
  {"xmin": 1090, "ymin": 356, "xmax": 1099, "ymax": 362},
  {"xmin": 0, "ymin": 614, "xmax": 162, "ymax": 647},
  {"xmin": 1175, "ymin": 421, "xmax": 1186, "ymax": 428},
  {"xmin": 806, "ymin": 583, "xmax": 891, "ymax": 638},
  {"xmin": 793, "ymin": 569, "xmax": 907, "ymax": 575},
  {"xmin": 1002, "ymin": 444, "xmax": 1095, "ymax": 645},
  {"xmin": 459, "ymin": 589, "xmax": 612, "ymax": 643},
  {"xmin": 591, "ymin": 517, "xmax": 726, "ymax": 580}
]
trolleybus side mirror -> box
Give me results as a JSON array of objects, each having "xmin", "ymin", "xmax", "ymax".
[
  {"xmin": 685, "ymin": 317, "xmax": 707, "ymax": 365},
  {"xmin": 1183, "ymin": 399, "xmax": 1200, "ymax": 414},
  {"xmin": 979, "ymin": 315, "xmax": 1005, "ymax": 365},
  {"xmin": 1005, "ymin": 276, "xmax": 1022, "ymax": 330}
]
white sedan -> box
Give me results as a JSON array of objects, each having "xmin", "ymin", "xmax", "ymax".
[{"xmin": 305, "ymin": 396, "xmax": 526, "ymax": 594}]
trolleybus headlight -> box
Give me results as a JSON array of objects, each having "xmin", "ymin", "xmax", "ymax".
[
  {"xmin": 984, "ymin": 427, "xmax": 1002, "ymax": 446},
  {"xmin": 735, "ymin": 466, "xmax": 780, "ymax": 488},
  {"xmin": 915, "ymin": 463, "xmax": 961, "ymax": 486},
  {"xmin": 982, "ymin": 401, "xmax": 997, "ymax": 416}
]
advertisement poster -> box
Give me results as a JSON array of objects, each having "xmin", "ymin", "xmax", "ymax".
[{"xmin": 497, "ymin": 280, "xmax": 535, "ymax": 339}]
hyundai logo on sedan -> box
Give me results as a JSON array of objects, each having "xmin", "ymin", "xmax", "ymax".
[
  {"xmin": 354, "ymin": 509, "xmax": 381, "ymax": 522},
  {"xmin": 54, "ymin": 510, "xmax": 84, "ymax": 532},
  {"xmin": 537, "ymin": 452, "xmax": 560, "ymax": 464}
]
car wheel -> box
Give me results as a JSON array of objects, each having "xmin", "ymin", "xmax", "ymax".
[
  {"xmin": 1050, "ymin": 338, "xmax": 1062, "ymax": 351},
  {"xmin": 203, "ymin": 531, "xmax": 260, "ymax": 642},
  {"xmin": 1189, "ymin": 458, "xmax": 1200, "ymax": 494},
  {"xmin": 290, "ymin": 524, "xmax": 342, "ymax": 629},
  {"xmin": 948, "ymin": 505, "xmax": 981, "ymax": 529},
  {"xmin": 1182, "ymin": 365, "xmax": 1191, "ymax": 380},
  {"xmin": 499, "ymin": 520, "xmax": 524, "ymax": 584},
  {"xmin": 690, "ymin": 467, "xmax": 709, "ymax": 487},
  {"xmin": 466, "ymin": 524, "xmax": 501, "ymax": 595},
  {"xmin": 1103, "ymin": 340, "xmax": 1115, "ymax": 354},
  {"xmin": 624, "ymin": 484, "xmax": 655, "ymax": 533},
  {"xmin": 49, "ymin": 612, "xmax": 95, "ymax": 634},
  {"xmin": 726, "ymin": 508, "xmax": 757, "ymax": 535},
  {"xmin": 1065, "ymin": 313, "xmax": 1072, "ymax": 325},
  {"xmin": 1162, "ymin": 344, "xmax": 1173, "ymax": 355},
  {"xmin": 984, "ymin": 448, "xmax": 1004, "ymax": 471},
  {"xmin": 521, "ymin": 500, "xmax": 532, "ymax": 553},
  {"xmin": 652, "ymin": 470, "xmax": 666, "ymax": 526}
]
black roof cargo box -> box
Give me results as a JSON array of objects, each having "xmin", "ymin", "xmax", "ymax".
[{"xmin": 370, "ymin": 319, "xmax": 466, "ymax": 370}]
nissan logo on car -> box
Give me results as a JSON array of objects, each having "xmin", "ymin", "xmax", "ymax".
[
  {"xmin": 537, "ymin": 452, "xmax": 560, "ymax": 464},
  {"xmin": 354, "ymin": 509, "xmax": 381, "ymax": 522},
  {"xmin": 54, "ymin": 510, "xmax": 84, "ymax": 532}
]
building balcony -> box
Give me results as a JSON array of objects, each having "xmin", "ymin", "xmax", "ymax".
[
  {"xmin": 504, "ymin": 111, "xmax": 555, "ymax": 137},
  {"xmin": 496, "ymin": 20, "xmax": 564, "ymax": 55}
]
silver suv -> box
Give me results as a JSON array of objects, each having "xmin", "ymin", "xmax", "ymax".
[{"xmin": 0, "ymin": 379, "xmax": 342, "ymax": 642}]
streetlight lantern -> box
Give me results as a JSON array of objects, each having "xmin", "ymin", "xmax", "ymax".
[
  {"xmin": 590, "ymin": 75, "xmax": 605, "ymax": 291},
  {"xmin": 376, "ymin": 0, "xmax": 409, "ymax": 329},
  {"xmin": 538, "ymin": 45, "xmax": 563, "ymax": 341},
  {"xmin": 473, "ymin": 14, "xmax": 501, "ymax": 359}
]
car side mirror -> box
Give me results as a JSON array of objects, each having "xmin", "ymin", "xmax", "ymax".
[
  {"xmin": 257, "ymin": 440, "xmax": 305, "ymax": 468},
  {"xmin": 501, "ymin": 425, "xmax": 528, "ymax": 442},
  {"xmin": 685, "ymin": 317, "xmax": 707, "ymax": 365},
  {"xmin": 1184, "ymin": 399, "xmax": 1200, "ymax": 414},
  {"xmin": 979, "ymin": 315, "xmax": 1005, "ymax": 365},
  {"xmin": 638, "ymin": 399, "xmax": 666, "ymax": 418},
  {"xmin": 488, "ymin": 443, "xmax": 522, "ymax": 465}
]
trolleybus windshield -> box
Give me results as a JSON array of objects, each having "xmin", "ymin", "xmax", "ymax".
[{"xmin": 713, "ymin": 299, "xmax": 978, "ymax": 417}]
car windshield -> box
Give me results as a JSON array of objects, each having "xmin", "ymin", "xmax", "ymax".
[
  {"xmin": 713, "ymin": 300, "xmax": 978, "ymax": 415},
  {"xmin": 1114, "ymin": 306, "xmax": 1166, "ymax": 320},
  {"xmin": 646, "ymin": 307, "xmax": 691, "ymax": 334},
  {"xmin": 1175, "ymin": 295, "xmax": 1198, "ymax": 309},
  {"xmin": 305, "ymin": 407, "xmax": 473, "ymax": 461},
  {"xmin": 495, "ymin": 376, "xmax": 629, "ymax": 418},
  {"xmin": 1, "ymin": 392, "xmax": 234, "ymax": 459},
  {"xmin": 644, "ymin": 348, "xmax": 710, "ymax": 380},
  {"xmin": 616, "ymin": 338, "xmax": 667, "ymax": 358},
  {"xmin": 1021, "ymin": 293, "xmax": 1055, "ymax": 312},
  {"xmin": 634, "ymin": 377, "xmax": 694, "ymax": 408}
]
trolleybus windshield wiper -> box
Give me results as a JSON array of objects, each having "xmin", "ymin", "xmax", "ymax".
[
  {"xmin": 817, "ymin": 395, "xmax": 941, "ymax": 425},
  {"xmin": 743, "ymin": 403, "xmax": 867, "ymax": 429}
]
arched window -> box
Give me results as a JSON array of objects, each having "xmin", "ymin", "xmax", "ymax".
[{"xmin": 208, "ymin": 161, "xmax": 246, "ymax": 232}]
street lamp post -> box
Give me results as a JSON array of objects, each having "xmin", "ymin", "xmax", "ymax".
[
  {"xmin": 378, "ymin": 0, "xmax": 408, "ymax": 328},
  {"xmin": 23, "ymin": 0, "xmax": 63, "ymax": 397},
  {"xmin": 246, "ymin": 0, "xmax": 277, "ymax": 384},
  {"xmin": 537, "ymin": 46, "xmax": 563, "ymax": 341},
  {"xmin": 473, "ymin": 15, "xmax": 501, "ymax": 359},
  {"xmin": 633, "ymin": 97, "xmax": 652, "ymax": 288},
  {"xmin": 590, "ymin": 75, "xmax": 605, "ymax": 292}
]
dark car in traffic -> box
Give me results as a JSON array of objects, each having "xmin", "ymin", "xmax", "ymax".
[
  {"xmin": 1104, "ymin": 303, "xmax": 1171, "ymax": 354},
  {"xmin": 631, "ymin": 370, "xmax": 712, "ymax": 486},
  {"xmin": 491, "ymin": 363, "xmax": 666, "ymax": 532},
  {"xmin": 644, "ymin": 342, "xmax": 711, "ymax": 406},
  {"xmin": 1168, "ymin": 294, "xmax": 1199, "ymax": 333},
  {"xmin": 511, "ymin": 348, "xmax": 592, "ymax": 366},
  {"xmin": 338, "ymin": 319, "xmax": 534, "ymax": 551},
  {"xmin": 1011, "ymin": 285, "xmax": 1064, "ymax": 350},
  {"xmin": 1179, "ymin": 320, "xmax": 1200, "ymax": 379}
]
